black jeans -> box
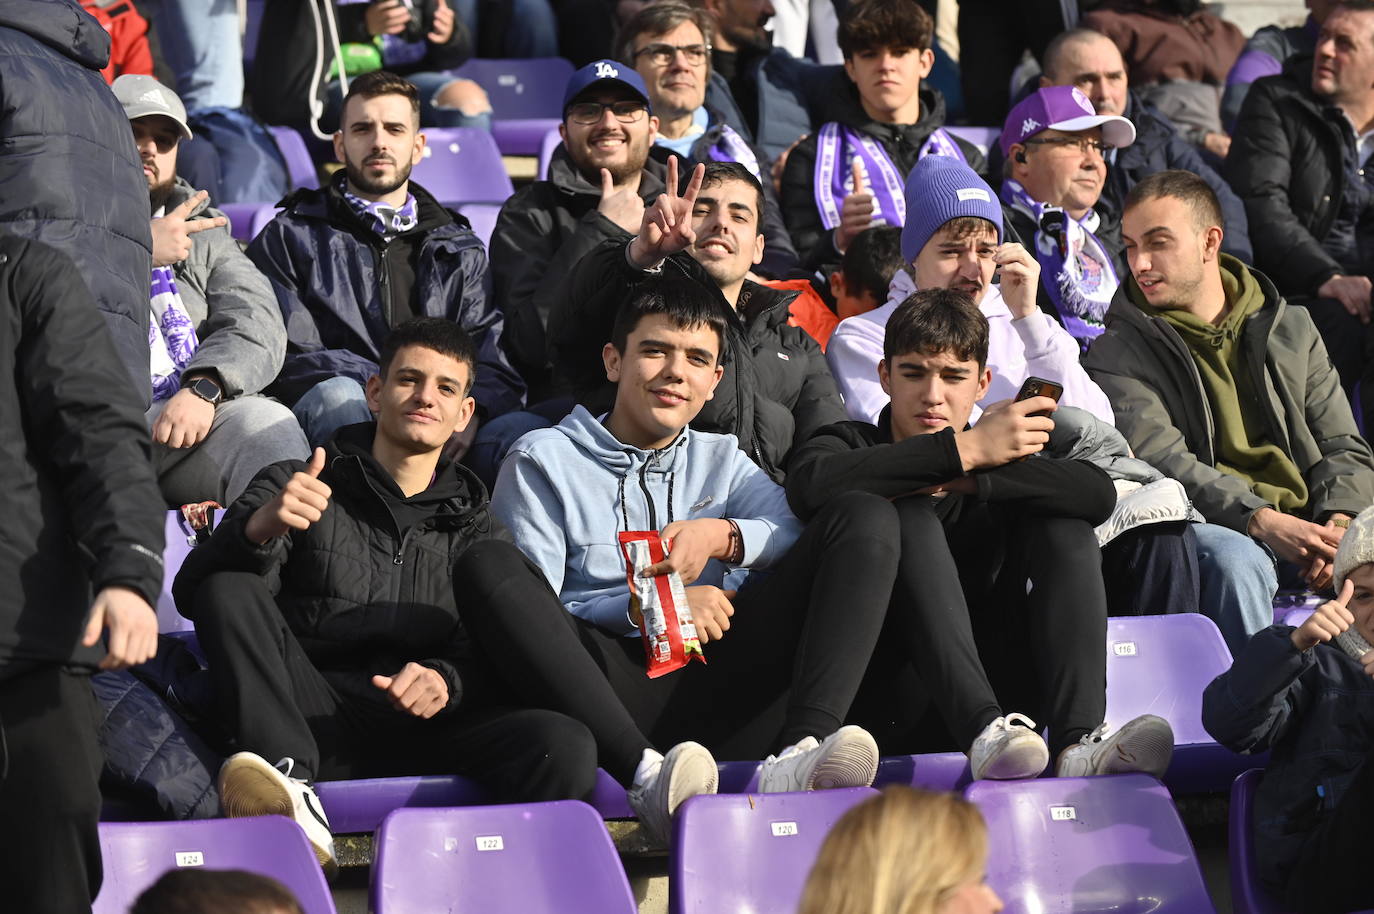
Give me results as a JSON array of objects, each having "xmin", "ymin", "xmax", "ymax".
[
  {"xmin": 1285, "ymin": 750, "xmax": 1374, "ymax": 912},
  {"xmin": 461, "ymin": 491, "xmax": 900, "ymax": 762},
  {"xmin": 883, "ymin": 497, "xmax": 1108, "ymax": 758},
  {"xmin": 1101, "ymin": 521, "xmax": 1200, "ymax": 618},
  {"xmin": 192, "ymin": 565, "xmax": 606, "ymax": 802},
  {"xmin": 0, "ymin": 665, "xmax": 104, "ymax": 914},
  {"xmin": 957, "ymin": 0, "xmax": 1068, "ymax": 125}
]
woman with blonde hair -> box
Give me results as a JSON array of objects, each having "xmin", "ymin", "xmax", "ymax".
[{"xmin": 797, "ymin": 786, "xmax": 1004, "ymax": 914}]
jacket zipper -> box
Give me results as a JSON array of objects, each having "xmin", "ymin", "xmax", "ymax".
[{"xmin": 638, "ymin": 451, "xmax": 659, "ymax": 531}]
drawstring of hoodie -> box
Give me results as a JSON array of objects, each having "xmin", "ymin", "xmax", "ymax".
[{"xmin": 615, "ymin": 463, "xmax": 677, "ymax": 532}]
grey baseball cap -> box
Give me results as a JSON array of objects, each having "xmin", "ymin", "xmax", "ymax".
[{"xmin": 112, "ymin": 74, "xmax": 193, "ymax": 140}]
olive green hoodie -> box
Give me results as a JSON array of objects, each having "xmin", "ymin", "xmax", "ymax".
[{"xmin": 1129, "ymin": 255, "xmax": 1308, "ymax": 512}]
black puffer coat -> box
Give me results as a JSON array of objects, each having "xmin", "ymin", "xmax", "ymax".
[
  {"xmin": 549, "ymin": 240, "xmax": 845, "ymax": 482},
  {"xmin": 0, "ymin": 234, "xmax": 165, "ymax": 680},
  {"xmin": 1224, "ymin": 56, "xmax": 1349, "ymax": 297},
  {"xmin": 173, "ymin": 424, "xmax": 507, "ymax": 709},
  {"xmin": 0, "ymin": 0, "xmax": 154, "ymax": 406}
]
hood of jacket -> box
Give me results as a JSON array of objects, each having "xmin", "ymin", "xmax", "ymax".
[
  {"xmin": 810, "ymin": 68, "xmax": 950, "ymax": 146},
  {"xmin": 0, "ymin": 0, "xmax": 109, "ymax": 70}
]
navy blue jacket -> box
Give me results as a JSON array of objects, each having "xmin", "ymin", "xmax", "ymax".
[
  {"xmin": 1203, "ymin": 625, "xmax": 1374, "ymax": 897},
  {"xmin": 1107, "ymin": 93, "xmax": 1252, "ymax": 263},
  {"xmin": 247, "ymin": 174, "xmax": 524, "ymax": 417},
  {"xmin": 0, "ymin": 0, "xmax": 154, "ymax": 406}
]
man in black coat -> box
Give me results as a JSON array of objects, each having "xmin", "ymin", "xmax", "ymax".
[
  {"xmin": 0, "ymin": 234, "xmax": 165, "ymax": 913},
  {"xmin": 0, "ymin": 0, "xmax": 154, "ymax": 406},
  {"xmin": 1038, "ymin": 27, "xmax": 1252, "ymax": 264},
  {"xmin": 552, "ymin": 159, "xmax": 846, "ymax": 482},
  {"xmin": 177, "ymin": 318, "xmax": 725, "ymax": 867},
  {"xmin": 1226, "ymin": 2, "xmax": 1374, "ymax": 432}
]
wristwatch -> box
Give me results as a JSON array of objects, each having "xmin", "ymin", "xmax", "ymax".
[{"xmin": 187, "ymin": 376, "xmax": 223, "ymax": 405}]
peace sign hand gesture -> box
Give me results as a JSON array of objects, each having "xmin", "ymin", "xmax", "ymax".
[
  {"xmin": 151, "ymin": 189, "xmax": 228, "ymax": 267},
  {"xmin": 627, "ymin": 157, "xmax": 705, "ymax": 269}
]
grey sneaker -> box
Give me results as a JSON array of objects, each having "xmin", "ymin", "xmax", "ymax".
[
  {"xmin": 1055, "ymin": 715, "xmax": 1175, "ymax": 779},
  {"xmin": 626, "ymin": 742, "xmax": 718, "ymax": 848},
  {"xmin": 969, "ymin": 713, "xmax": 1050, "ymax": 780},
  {"xmin": 757, "ymin": 725, "xmax": 879, "ymax": 793},
  {"xmin": 218, "ymin": 752, "xmax": 336, "ymax": 875}
]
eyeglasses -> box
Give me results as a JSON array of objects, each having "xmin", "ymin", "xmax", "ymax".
[
  {"xmin": 1023, "ymin": 136, "xmax": 1111, "ymax": 157},
  {"xmin": 632, "ymin": 42, "xmax": 711, "ymax": 66},
  {"xmin": 566, "ymin": 100, "xmax": 649, "ymax": 125}
]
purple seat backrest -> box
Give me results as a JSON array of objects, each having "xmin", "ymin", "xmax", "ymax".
[
  {"xmin": 217, "ymin": 202, "xmax": 272, "ymax": 244},
  {"xmin": 316, "ymin": 775, "xmax": 491, "ymax": 834},
  {"xmin": 670, "ymin": 787, "xmax": 878, "ymax": 914},
  {"xmin": 269, "ymin": 126, "xmax": 319, "ymax": 191},
  {"xmin": 412, "ymin": 127, "xmax": 515, "ymax": 206},
  {"xmin": 1105, "ymin": 614, "xmax": 1231, "ymax": 745},
  {"xmin": 538, "ymin": 126, "xmax": 562, "ymax": 180},
  {"xmin": 457, "ymin": 203, "xmax": 501, "ymax": 249},
  {"xmin": 946, "ymin": 125, "xmax": 1000, "ymax": 157},
  {"xmin": 451, "ymin": 58, "xmax": 575, "ymax": 120},
  {"xmin": 371, "ymin": 800, "xmax": 636, "ymax": 914},
  {"xmin": 94, "ymin": 817, "xmax": 336, "ymax": 914},
  {"xmin": 967, "ymin": 773, "xmax": 1216, "ymax": 914}
]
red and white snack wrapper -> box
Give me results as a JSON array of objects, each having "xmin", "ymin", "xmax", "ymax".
[{"xmin": 619, "ymin": 530, "xmax": 705, "ymax": 679}]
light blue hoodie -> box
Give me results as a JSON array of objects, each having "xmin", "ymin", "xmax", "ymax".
[{"xmin": 491, "ymin": 405, "xmax": 802, "ymax": 636}]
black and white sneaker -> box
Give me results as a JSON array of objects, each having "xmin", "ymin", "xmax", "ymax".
[{"xmin": 218, "ymin": 752, "xmax": 336, "ymax": 874}]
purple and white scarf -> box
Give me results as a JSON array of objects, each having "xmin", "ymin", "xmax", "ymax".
[
  {"xmin": 707, "ymin": 124, "xmax": 762, "ymax": 182},
  {"xmin": 813, "ymin": 122, "xmax": 967, "ymax": 231},
  {"xmin": 149, "ymin": 266, "xmax": 200, "ymax": 402},
  {"xmin": 1000, "ymin": 179, "xmax": 1118, "ymax": 348},
  {"xmin": 344, "ymin": 188, "xmax": 419, "ymax": 241}
]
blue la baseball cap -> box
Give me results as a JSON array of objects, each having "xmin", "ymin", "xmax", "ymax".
[{"xmin": 561, "ymin": 59, "xmax": 653, "ymax": 115}]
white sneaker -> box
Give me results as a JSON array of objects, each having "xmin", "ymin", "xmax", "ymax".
[
  {"xmin": 969, "ymin": 713, "xmax": 1050, "ymax": 780},
  {"xmin": 1055, "ymin": 715, "xmax": 1175, "ymax": 779},
  {"xmin": 218, "ymin": 752, "xmax": 336, "ymax": 874},
  {"xmin": 757, "ymin": 725, "xmax": 879, "ymax": 793},
  {"xmin": 626, "ymin": 742, "xmax": 718, "ymax": 848}
]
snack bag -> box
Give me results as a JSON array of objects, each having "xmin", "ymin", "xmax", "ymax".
[{"xmin": 619, "ymin": 531, "xmax": 705, "ymax": 679}]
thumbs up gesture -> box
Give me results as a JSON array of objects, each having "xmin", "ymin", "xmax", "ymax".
[
  {"xmin": 244, "ymin": 447, "xmax": 333, "ymax": 544},
  {"xmin": 834, "ymin": 160, "xmax": 875, "ymax": 254}
]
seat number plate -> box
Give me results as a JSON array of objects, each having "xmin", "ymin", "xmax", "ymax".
[
  {"xmin": 1112, "ymin": 641, "xmax": 1138, "ymax": 656},
  {"xmin": 475, "ymin": 835, "xmax": 505, "ymax": 851},
  {"xmin": 175, "ymin": 851, "xmax": 204, "ymax": 867},
  {"xmin": 771, "ymin": 821, "xmax": 799, "ymax": 837},
  {"xmin": 1050, "ymin": 806, "xmax": 1077, "ymax": 821}
]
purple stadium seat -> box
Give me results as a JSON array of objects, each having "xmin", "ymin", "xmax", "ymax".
[
  {"xmin": 315, "ymin": 775, "xmax": 491, "ymax": 834},
  {"xmin": 269, "ymin": 126, "xmax": 319, "ymax": 191},
  {"xmin": 412, "ymin": 127, "xmax": 515, "ymax": 206},
  {"xmin": 157, "ymin": 511, "xmax": 196, "ymax": 633},
  {"xmin": 538, "ymin": 125, "xmax": 562, "ymax": 180},
  {"xmin": 371, "ymin": 800, "xmax": 636, "ymax": 914},
  {"xmin": 1104, "ymin": 613, "xmax": 1258, "ymax": 792},
  {"xmin": 670, "ymin": 788, "xmax": 878, "ymax": 914},
  {"xmin": 967, "ymin": 773, "xmax": 1217, "ymax": 913},
  {"xmin": 217, "ymin": 202, "xmax": 276, "ymax": 244},
  {"xmin": 1229, "ymin": 768, "xmax": 1374, "ymax": 914},
  {"xmin": 874, "ymin": 751, "xmax": 973, "ymax": 792},
  {"xmin": 451, "ymin": 57, "xmax": 575, "ymax": 155},
  {"xmin": 946, "ymin": 125, "xmax": 1000, "ymax": 158},
  {"xmin": 458, "ymin": 203, "xmax": 501, "ymax": 249},
  {"xmin": 94, "ymin": 816, "xmax": 336, "ymax": 914}
]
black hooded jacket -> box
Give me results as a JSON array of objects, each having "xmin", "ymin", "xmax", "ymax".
[
  {"xmin": 174, "ymin": 423, "xmax": 507, "ymax": 710},
  {"xmin": 779, "ymin": 75, "xmax": 986, "ymax": 273}
]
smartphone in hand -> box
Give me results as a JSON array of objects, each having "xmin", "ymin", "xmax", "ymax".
[{"xmin": 1014, "ymin": 376, "xmax": 1064, "ymax": 417}]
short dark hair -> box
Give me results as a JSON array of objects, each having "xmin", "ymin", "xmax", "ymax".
[
  {"xmin": 1041, "ymin": 27, "xmax": 1115, "ymax": 81},
  {"xmin": 697, "ymin": 161, "xmax": 766, "ymax": 232},
  {"xmin": 341, "ymin": 70, "xmax": 421, "ymax": 126},
  {"xmin": 883, "ymin": 288, "xmax": 989, "ymax": 367},
  {"xmin": 131, "ymin": 869, "xmax": 304, "ymax": 914},
  {"xmin": 378, "ymin": 317, "xmax": 479, "ymax": 395},
  {"xmin": 610, "ymin": 274, "xmax": 729, "ymax": 360},
  {"xmin": 615, "ymin": 2, "xmax": 715, "ymax": 67},
  {"xmin": 839, "ymin": 226, "xmax": 904, "ymax": 301},
  {"xmin": 838, "ymin": 0, "xmax": 933, "ymax": 58},
  {"xmin": 1124, "ymin": 169, "xmax": 1223, "ymax": 233}
]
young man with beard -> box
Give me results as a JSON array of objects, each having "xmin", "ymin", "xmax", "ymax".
[
  {"xmin": 1085, "ymin": 171, "xmax": 1374, "ymax": 621},
  {"xmin": 180, "ymin": 318, "xmax": 732, "ymax": 863},
  {"xmin": 549, "ymin": 159, "xmax": 845, "ymax": 481},
  {"xmin": 247, "ymin": 70, "xmax": 523, "ymax": 449},
  {"xmin": 779, "ymin": 0, "xmax": 984, "ymax": 274},
  {"xmin": 489, "ymin": 59, "xmax": 670, "ymax": 393},
  {"xmin": 494, "ymin": 275, "xmax": 893, "ymax": 792},
  {"xmin": 787, "ymin": 288, "xmax": 1175, "ymax": 781},
  {"xmin": 114, "ymin": 75, "xmax": 309, "ymax": 507}
]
